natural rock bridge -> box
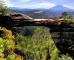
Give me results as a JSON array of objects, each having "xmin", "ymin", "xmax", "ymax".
[{"xmin": 0, "ymin": 13, "xmax": 74, "ymax": 58}]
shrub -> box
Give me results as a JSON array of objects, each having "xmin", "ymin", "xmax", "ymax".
[
  {"xmin": 0, "ymin": 27, "xmax": 15, "ymax": 60},
  {"xmin": 0, "ymin": 27, "xmax": 14, "ymax": 40},
  {"xmin": 57, "ymin": 54, "xmax": 73, "ymax": 60}
]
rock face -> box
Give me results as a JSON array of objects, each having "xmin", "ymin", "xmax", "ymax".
[
  {"xmin": 50, "ymin": 22, "xmax": 74, "ymax": 58},
  {"xmin": 0, "ymin": 13, "xmax": 34, "ymax": 28},
  {"xmin": 0, "ymin": 15, "xmax": 12, "ymax": 28},
  {"xmin": 10, "ymin": 13, "xmax": 33, "ymax": 20},
  {"xmin": 0, "ymin": 13, "xmax": 33, "ymax": 21}
]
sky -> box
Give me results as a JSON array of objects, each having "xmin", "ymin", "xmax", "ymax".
[{"xmin": 4, "ymin": 0, "xmax": 74, "ymax": 9}]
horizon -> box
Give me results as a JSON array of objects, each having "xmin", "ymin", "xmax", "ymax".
[
  {"xmin": 5, "ymin": 0, "xmax": 74, "ymax": 9},
  {"xmin": 9, "ymin": 5, "xmax": 74, "ymax": 10}
]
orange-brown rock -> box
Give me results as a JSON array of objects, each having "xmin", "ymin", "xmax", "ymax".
[{"xmin": 15, "ymin": 55, "xmax": 24, "ymax": 60}]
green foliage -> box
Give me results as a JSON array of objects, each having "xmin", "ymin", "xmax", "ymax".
[
  {"xmin": 57, "ymin": 54, "xmax": 73, "ymax": 60},
  {"xmin": 6, "ymin": 40, "xmax": 15, "ymax": 52},
  {"xmin": 0, "ymin": 27, "xmax": 14, "ymax": 40},
  {"xmin": 62, "ymin": 12, "xmax": 69, "ymax": 20},
  {"xmin": 61, "ymin": 12, "xmax": 73, "ymax": 21},
  {"xmin": 0, "ymin": 58, "xmax": 6, "ymax": 60},
  {"xmin": 0, "ymin": 27, "xmax": 15, "ymax": 60},
  {"xmin": 0, "ymin": 38, "xmax": 6, "ymax": 53},
  {"xmin": 15, "ymin": 26, "xmax": 59, "ymax": 60},
  {"xmin": 7, "ymin": 54, "xmax": 15, "ymax": 60},
  {"xmin": 0, "ymin": 27, "xmax": 15, "ymax": 52},
  {"xmin": 0, "ymin": 26, "xmax": 73, "ymax": 60}
]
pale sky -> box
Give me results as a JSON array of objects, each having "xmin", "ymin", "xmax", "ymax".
[{"xmin": 4, "ymin": 0, "xmax": 74, "ymax": 9}]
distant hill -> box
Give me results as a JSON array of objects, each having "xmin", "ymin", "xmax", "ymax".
[
  {"xmin": 48, "ymin": 5, "xmax": 74, "ymax": 12},
  {"xmin": 9, "ymin": 5, "xmax": 74, "ymax": 19},
  {"xmin": 45, "ymin": 5, "xmax": 74, "ymax": 17}
]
